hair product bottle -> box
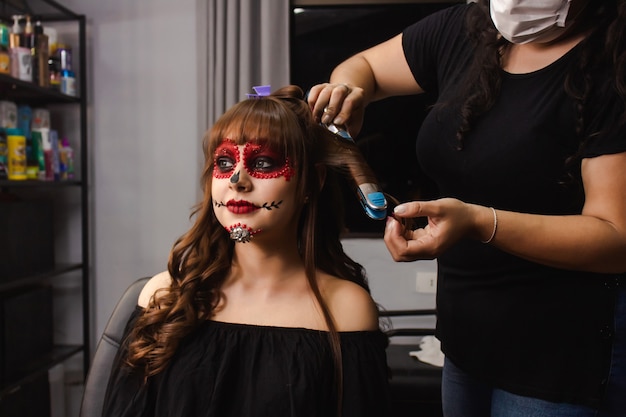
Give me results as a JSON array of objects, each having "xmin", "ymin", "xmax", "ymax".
[
  {"xmin": 57, "ymin": 45, "xmax": 75, "ymax": 96},
  {"xmin": 31, "ymin": 129, "xmax": 45, "ymax": 180},
  {"xmin": 9, "ymin": 15, "xmax": 32, "ymax": 82},
  {"xmin": 60, "ymin": 137, "xmax": 74, "ymax": 180},
  {"xmin": 0, "ymin": 20, "xmax": 10, "ymax": 74},
  {"xmin": 6, "ymin": 127, "xmax": 27, "ymax": 180},
  {"xmin": 34, "ymin": 19, "xmax": 49, "ymax": 87}
]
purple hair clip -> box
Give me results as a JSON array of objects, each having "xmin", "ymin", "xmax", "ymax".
[{"xmin": 246, "ymin": 85, "xmax": 271, "ymax": 99}]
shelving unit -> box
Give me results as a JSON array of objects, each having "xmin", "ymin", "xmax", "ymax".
[{"xmin": 0, "ymin": 0, "xmax": 87, "ymax": 414}]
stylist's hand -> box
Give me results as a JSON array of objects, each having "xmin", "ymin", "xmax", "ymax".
[
  {"xmin": 307, "ymin": 83, "xmax": 367, "ymax": 138},
  {"xmin": 384, "ymin": 198, "xmax": 489, "ymax": 262}
]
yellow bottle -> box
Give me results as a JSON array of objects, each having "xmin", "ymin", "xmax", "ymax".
[{"xmin": 6, "ymin": 128, "xmax": 27, "ymax": 180}]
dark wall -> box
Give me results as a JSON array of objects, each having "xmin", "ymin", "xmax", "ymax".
[{"xmin": 291, "ymin": 3, "xmax": 460, "ymax": 234}]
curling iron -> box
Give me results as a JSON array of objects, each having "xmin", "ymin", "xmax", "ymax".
[{"xmin": 322, "ymin": 123, "xmax": 388, "ymax": 220}]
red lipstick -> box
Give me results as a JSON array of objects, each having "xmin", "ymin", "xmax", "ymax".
[{"xmin": 226, "ymin": 200, "xmax": 260, "ymax": 214}]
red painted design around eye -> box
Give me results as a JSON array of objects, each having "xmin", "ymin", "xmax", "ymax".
[
  {"xmin": 213, "ymin": 139, "xmax": 240, "ymax": 179},
  {"xmin": 243, "ymin": 142, "xmax": 295, "ymax": 181}
]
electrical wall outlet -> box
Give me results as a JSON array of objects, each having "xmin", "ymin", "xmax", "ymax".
[{"xmin": 415, "ymin": 271, "xmax": 437, "ymax": 293}]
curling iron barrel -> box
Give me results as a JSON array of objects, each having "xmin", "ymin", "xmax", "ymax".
[{"xmin": 322, "ymin": 123, "xmax": 388, "ymax": 220}]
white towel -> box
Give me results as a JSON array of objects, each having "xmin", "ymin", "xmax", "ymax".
[{"xmin": 409, "ymin": 335, "xmax": 445, "ymax": 367}]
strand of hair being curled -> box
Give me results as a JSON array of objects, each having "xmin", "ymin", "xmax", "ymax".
[{"xmin": 322, "ymin": 128, "xmax": 414, "ymax": 232}]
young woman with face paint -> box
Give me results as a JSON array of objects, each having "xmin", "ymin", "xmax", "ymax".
[
  {"xmin": 101, "ymin": 86, "xmax": 390, "ymax": 417},
  {"xmin": 308, "ymin": 0, "xmax": 626, "ymax": 416}
]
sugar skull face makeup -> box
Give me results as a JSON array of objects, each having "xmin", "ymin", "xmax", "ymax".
[
  {"xmin": 213, "ymin": 139, "xmax": 294, "ymax": 182},
  {"xmin": 212, "ymin": 138, "xmax": 300, "ymax": 243}
]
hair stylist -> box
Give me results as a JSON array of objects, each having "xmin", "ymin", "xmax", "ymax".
[{"xmin": 308, "ymin": 1, "xmax": 626, "ymax": 416}]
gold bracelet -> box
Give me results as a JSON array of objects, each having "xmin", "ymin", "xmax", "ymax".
[{"xmin": 481, "ymin": 207, "xmax": 497, "ymax": 244}]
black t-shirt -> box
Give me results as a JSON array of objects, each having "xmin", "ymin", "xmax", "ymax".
[{"xmin": 402, "ymin": 3, "xmax": 626, "ymax": 407}]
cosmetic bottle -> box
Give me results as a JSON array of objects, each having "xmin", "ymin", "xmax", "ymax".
[
  {"xmin": 31, "ymin": 129, "xmax": 45, "ymax": 180},
  {"xmin": 9, "ymin": 15, "xmax": 32, "ymax": 82},
  {"xmin": 22, "ymin": 16, "xmax": 36, "ymax": 84},
  {"xmin": 60, "ymin": 68, "xmax": 76, "ymax": 96},
  {"xmin": 36, "ymin": 127, "xmax": 51, "ymax": 180},
  {"xmin": 49, "ymin": 129, "xmax": 60, "ymax": 180},
  {"xmin": 6, "ymin": 127, "xmax": 27, "ymax": 180},
  {"xmin": 0, "ymin": 20, "xmax": 10, "ymax": 74},
  {"xmin": 33, "ymin": 19, "xmax": 49, "ymax": 87},
  {"xmin": 60, "ymin": 137, "xmax": 74, "ymax": 180},
  {"xmin": 32, "ymin": 108, "xmax": 50, "ymax": 130},
  {"xmin": 9, "ymin": 15, "xmax": 22, "ymax": 48},
  {"xmin": 17, "ymin": 105, "xmax": 38, "ymax": 179},
  {"xmin": 57, "ymin": 45, "xmax": 75, "ymax": 96},
  {"xmin": 0, "ymin": 100, "xmax": 17, "ymax": 128}
]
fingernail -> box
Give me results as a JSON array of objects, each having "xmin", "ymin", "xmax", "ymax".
[
  {"xmin": 333, "ymin": 116, "xmax": 344, "ymax": 125},
  {"xmin": 322, "ymin": 115, "xmax": 331, "ymax": 124},
  {"xmin": 394, "ymin": 205, "xmax": 406, "ymax": 214}
]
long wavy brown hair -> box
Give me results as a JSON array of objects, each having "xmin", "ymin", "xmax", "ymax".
[
  {"xmin": 123, "ymin": 85, "xmax": 381, "ymax": 412},
  {"xmin": 456, "ymin": 0, "xmax": 626, "ymax": 171}
]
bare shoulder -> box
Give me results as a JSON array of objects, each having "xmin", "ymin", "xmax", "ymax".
[
  {"xmin": 137, "ymin": 271, "xmax": 172, "ymax": 308},
  {"xmin": 319, "ymin": 273, "xmax": 380, "ymax": 332}
]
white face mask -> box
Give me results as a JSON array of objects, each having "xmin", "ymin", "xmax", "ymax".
[{"xmin": 490, "ymin": 0, "xmax": 572, "ymax": 44}]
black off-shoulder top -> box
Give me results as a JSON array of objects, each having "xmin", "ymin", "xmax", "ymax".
[{"xmin": 102, "ymin": 307, "xmax": 390, "ymax": 417}]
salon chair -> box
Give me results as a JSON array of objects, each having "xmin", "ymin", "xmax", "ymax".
[
  {"xmin": 79, "ymin": 277, "xmax": 150, "ymax": 417},
  {"xmin": 380, "ymin": 309, "xmax": 443, "ymax": 417},
  {"xmin": 80, "ymin": 278, "xmax": 443, "ymax": 417}
]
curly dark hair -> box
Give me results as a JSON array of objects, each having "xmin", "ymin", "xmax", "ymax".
[{"xmin": 457, "ymin": 0, "xmax": 626, "ymax": 168}]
